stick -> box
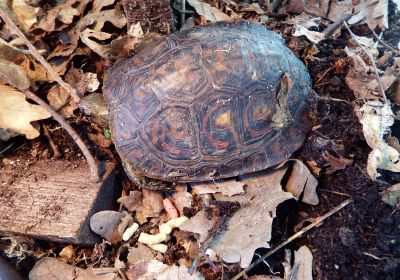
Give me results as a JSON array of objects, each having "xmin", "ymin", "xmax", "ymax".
[
  {"xmin": 42, "ymin": 123, "xmax": 61, "ymax": 158},
  {"xmin": 343, "ymin": 22, "xmax": 387, "ymax": 102},
  {"xmin": 0, "ymin": 9, "xmax": 80, "ymax": 103},
  {"xmin": 231, "ymin": 199, "xmax": 353, "ymax": 280},
  {"xmin": 323, "ymin": 13, "xmax": 352, "ymax": 37},
  {"xmin": 23, "ymin": 90, "xmax": 99, "ymax": 182},
  {"xmin": 371, "ymin": 30, "xmax": 400, "ymax": 55}
]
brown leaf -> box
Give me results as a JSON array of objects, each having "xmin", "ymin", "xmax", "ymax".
[
  {"xmin": 29, "ymin": 257, "xmax": 120, "ymax": 280},
  {"xmin": 212, "ymin": 167, "xmax": 294, "ymax": 268},
  {"xmin": 0, "ymin": 85, "xmax": 51, "ymax": 139},
  {"xmin": 135, "ymin": 189, "xmax": 164, "ymax": 224},
  {"xmin": 322, "ymin": 151, "xmax": 353, "ymax": 174},
  {"xmin": 191, "ymin": 180, "xmax": 245, "ymax": 196},
  {"xmin": 179, "ymin": 210, "xmax": 217, "ymax": 243},
  {"xmin": 123, "ymin": 191, "xmax": 142, "ymax": 212},
  {"xmin": 47, "ymin": 86, "xmax": 78, "ymax": 118},
  {"xmin": 0, "ymin": 59, "xmax": 30, "ymax": 89},
  {"xmin": 12, "ymin": 0, "xmax": 40, "ymax": 32},
  {"xmin": 348, "ymin": 0, "xmax": 388, "ymax": 30},
  {"xmin": 187, "ymin": 0, "xmax": 233, "ymax": 22},
  {"xmin": 171, "ymin": 185, "xmax": 193, "ymax": 215},
  {"xmin": 127, "ymin": 244, "xmax": 156, "ymax": 267}
]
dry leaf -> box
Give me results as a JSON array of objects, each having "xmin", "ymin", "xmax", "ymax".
[
  {"xmin": 126, "ymin": 260, "xmax": 204, "ymax": 280},
  {"xmin": 327, "ymin": 0, "xmax": 353, "ymax": 22},
  {"xmin": 356, "ymin": 101, "xmax": 400, "ymax": 179},
  {"xmin": 12, "ymin": 0, "xmax": 40, "ymax": 32},
  {"xmin": 122, "ymin": 191, "xmax": 142, "ymax": 212},
  {"xmin": 47, "ymin": 86, "xmax": 78, "ymax": 118},
  {"xmin": 212, "ymin": 167, "xmax": 294, "ymax": 268},
  {"xmin": 187, "ymin": 0, "xmax": 232, "ymax": 22},
  {"xmin": 136, "ymin": 189, "xmax": 164, "ymax": 224},
  {"xmin": 179, "ymin": 210, "xmax": 217, "ymax": 243},
  {"xmin": 0, "ymin": 85, "xmax": 50, "ymax": 139},
  {"xmin": 65, "ymin": 67, "xmax": 100, "ymax": 95},
  {"xmin": 0, "ymin": 59, "xmax": 30, "ymax": 89},
  {"xmin": 293, "ymin": 24, "xmax": 325, "ymax": 44},
  {"xmin": 348, "ymin": 0, "xmax": 388, "ymax": 30},
  {"xmin": 322, "ymin": 151, "xmax": 353, "ymax": 174},
  {"xmin": 292, "ymin": 246, "xmax": 313, "ymax": 280},
  {"xmin": 171, "ymin": 185, "xmax": 193, "ymax": 215},
  {"xmin": 285, "ymin": 160, "xmax": 319, "ymax": 205},
  {"xmin": 29, "ymin": 257, "xmax": 120, "ymax": 280},
  {"xmin": 191, "ymin": 180, "xmax": 245, "ymax": 196},
  {"xmin": 127, "ymin": 244, "xmax": 156, "ymax": 267}
]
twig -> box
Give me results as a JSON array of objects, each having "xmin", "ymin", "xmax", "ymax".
[
  {"xmin": 231, "ymin": 199, "xmax": 353, "ymax": 280},
  {"xmin": 0, "ymin": 9, "xmax": 80, "ymax": 103},
  {"xmin": 323, "ymin": 13, "xmax": 352, "ymax": 37},
  {"xmin": 371, "ymin": 30, "xmax": 400, "ymax": 55},
  {"xmin": 343, "ymin": 22, "xmax": 387, "ymax": 102},
  {"xmin": 23, "ymin": 90, "xmax": 99, "ymax": 182},
  {"xmin": 42, "ymin": 123, "xmax": 61, "ymax": 158}
]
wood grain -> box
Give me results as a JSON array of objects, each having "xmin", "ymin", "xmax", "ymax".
[{"xmin": 0, "ymin": 160, "xmax": 120, "ymax": 245}]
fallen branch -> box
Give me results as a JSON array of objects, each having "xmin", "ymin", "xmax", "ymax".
[
  {"xmin": 231, "ymin": 199, "xmax": 353, "ymax": 280},
  {"xmin": 323, "ymin": 13, "xmax": 352, "ymax": 37},
  {"xmin": 0, "ymin": 9, "xmax": 80, "ymax": 103},
  {"xmin": 343, "ymin": 22, "xmax": 387, "ymax": 102},
  {"xmin": 23, "ymin": 90, "xmax": 99, "ymax": 182}
]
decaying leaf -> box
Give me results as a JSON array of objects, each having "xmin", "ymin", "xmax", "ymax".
[
  {"xmin": 122, "ymin": 190, "xmax": 143, "ymax": 212},
  {"xmin": 29, "ymin": 257, "xmax": 120, "ymax": 280},
  {"xmin": 126, "ymin": 260, "xmax": 204, "ymax": 280},
  {"xmin": 0, "ymin": 59, "xmax": 30, "ymax": 89},
  {"xmin": 136, "ymin": 189, "xmax": 164, "ymax": 224},
  {"xmin": 348, "ymin": 0, "xmax": 388, "ymax": 30},
  {"xmin": 191, "ymin": 180, "xmax": 245, "ymax": 196},
  {"xmin": 12, "ymin": 0, "xmax": 40, "ymax": 32},
  {"xmin": 179, "ymin": 210, "xmax": 218, "ymax": 243},
  {"xmin": 127, "ymin": 244, "xmax": 156, "ymax": 267},
  {"xmin": 356, "ymin": 101, "xmax": 400, "ymax": 179},
  {"xmin": 380, "ymin": 183, "xmax": 400, "ymax": 208},
  {"xmin": 171, "ymin": 185, "xmax": 193, "ymax": 215},
  {"xmin": 47, "ymin": 86, "xmax": 78, "ymax": 118},
  {"xmin": 293, "ymin": 24, "xmax": 325, "ymax": 44},
  {"xmin": 322, "ymin": 151, "xmax": 353, "ymax": 174},
  {"xmin": 187, "ymin": 0, "xmax": 232, "ymax": 22},
  {"xmin": 212, "ymin": 167, "xmax": 294, "ymax": 268},
  {"xmin": 0, "ymin": 85, "xmax": 51, "ymax": 139}
]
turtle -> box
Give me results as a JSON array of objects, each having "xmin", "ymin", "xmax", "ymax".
[{"xmin": 103, "ymin": 21, "xmax": 313, "ymax": 184}]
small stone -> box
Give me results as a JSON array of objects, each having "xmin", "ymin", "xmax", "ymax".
[{"xmin": 338, "ymin": 227, "xmax": 356, "ymax": 247}]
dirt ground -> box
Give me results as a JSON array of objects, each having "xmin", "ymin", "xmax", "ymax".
[{"xmin": 1, "ymin": 2, "xmax": 400, "ymax": 280}]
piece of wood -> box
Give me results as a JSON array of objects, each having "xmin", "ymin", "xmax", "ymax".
[{"xmin": 0, "ymin": 160, "xmax": 120, "ymax": 245}]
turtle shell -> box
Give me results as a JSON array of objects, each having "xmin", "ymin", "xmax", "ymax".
[{"xmin": 103, "ymin": 21, "xmax": 313, "ymax": 182}]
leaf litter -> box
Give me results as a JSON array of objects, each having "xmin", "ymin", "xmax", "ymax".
[{"xmin": 1, "ymin": 0, "xmax": 400, "ymax": 279}]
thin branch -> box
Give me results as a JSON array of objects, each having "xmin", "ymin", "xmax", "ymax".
[
  {"xmin": 323, "ymin": 13, "xmax": 352, "ymax": 37},
  {"xmin": 231, "ymin": 199, "xmax": 353, "ymax": 280},
  {"xmin": 0, "ymin": 9, "xmax": 80, "ymax": 103},
  {"xmin": 23, "ymin": 90, "xmax": 99, "ymax": 182},
  {"xmin": 42, "ymin": 123, "xmax": 61, "ymax": 158},
  {"xmin": 371, "ymin": 30, "xmax": 400, "ymax": 55},
  {"xmin": 343, "ymin": 22, "xmax": 387, "ymax": 102}
]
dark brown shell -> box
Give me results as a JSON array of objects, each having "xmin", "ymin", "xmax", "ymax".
[{"xmin": 104, "ymin": 21, "xmax": 313, "ymax": 182}]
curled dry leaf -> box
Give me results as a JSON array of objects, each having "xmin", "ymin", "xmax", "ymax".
[
  {"xmin": 47, "ymin": 86, "xmax": 78, "ymax": 118},
  {"xmin": 12, "ymin": 0, "xmax": 40, "ymax": 32},
  {"xmin": 191, "ymin": 179, "xmax": 245, "ymax": 196},
  {"xmin": 293, "ymin": 24, "xmax": 325, "ymax": 44},
  {"xmin": 122, "ymin": 190, "xmax": 142, "ymax": 212},
  {"xmin": 187, "ymin": 0, "xmax": 232, "ymax": 22},
  {"xmin": 0, "ymin": 85, "xmax": 51, "ymax": 139},
  {"xmin": 356, "ymin": 101, "xmax": 400, "ymax": 179},
  {"xmin": 348, "ymin": 0, "xmax": 388, "ymax": 30},
  {"xmin": 171, "ymin": 185, "xmax": 193, "ymax": 215},
  {"xmin": 179, "ymin": 210, "xmax": 217, "ymax": 243},
  {"xmin": 322, "ymin": 151, "xmax": 353, "ymax": 174},
  {"xmin": 29, "ymin": 257, "xmax": 120, "ymax": 280},
  {"xmin": 135, "ymin": 189, "xmax": 164, "ymax": 224}
]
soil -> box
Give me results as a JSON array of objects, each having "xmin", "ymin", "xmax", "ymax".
[{"xmin": 1, "ymin": 3, "xmax": 400, "ymax": 280}]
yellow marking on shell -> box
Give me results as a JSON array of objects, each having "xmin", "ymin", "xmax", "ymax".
[{"xmin": 216, "ymin": 110, "xmax": 232, "ymax": 128}]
